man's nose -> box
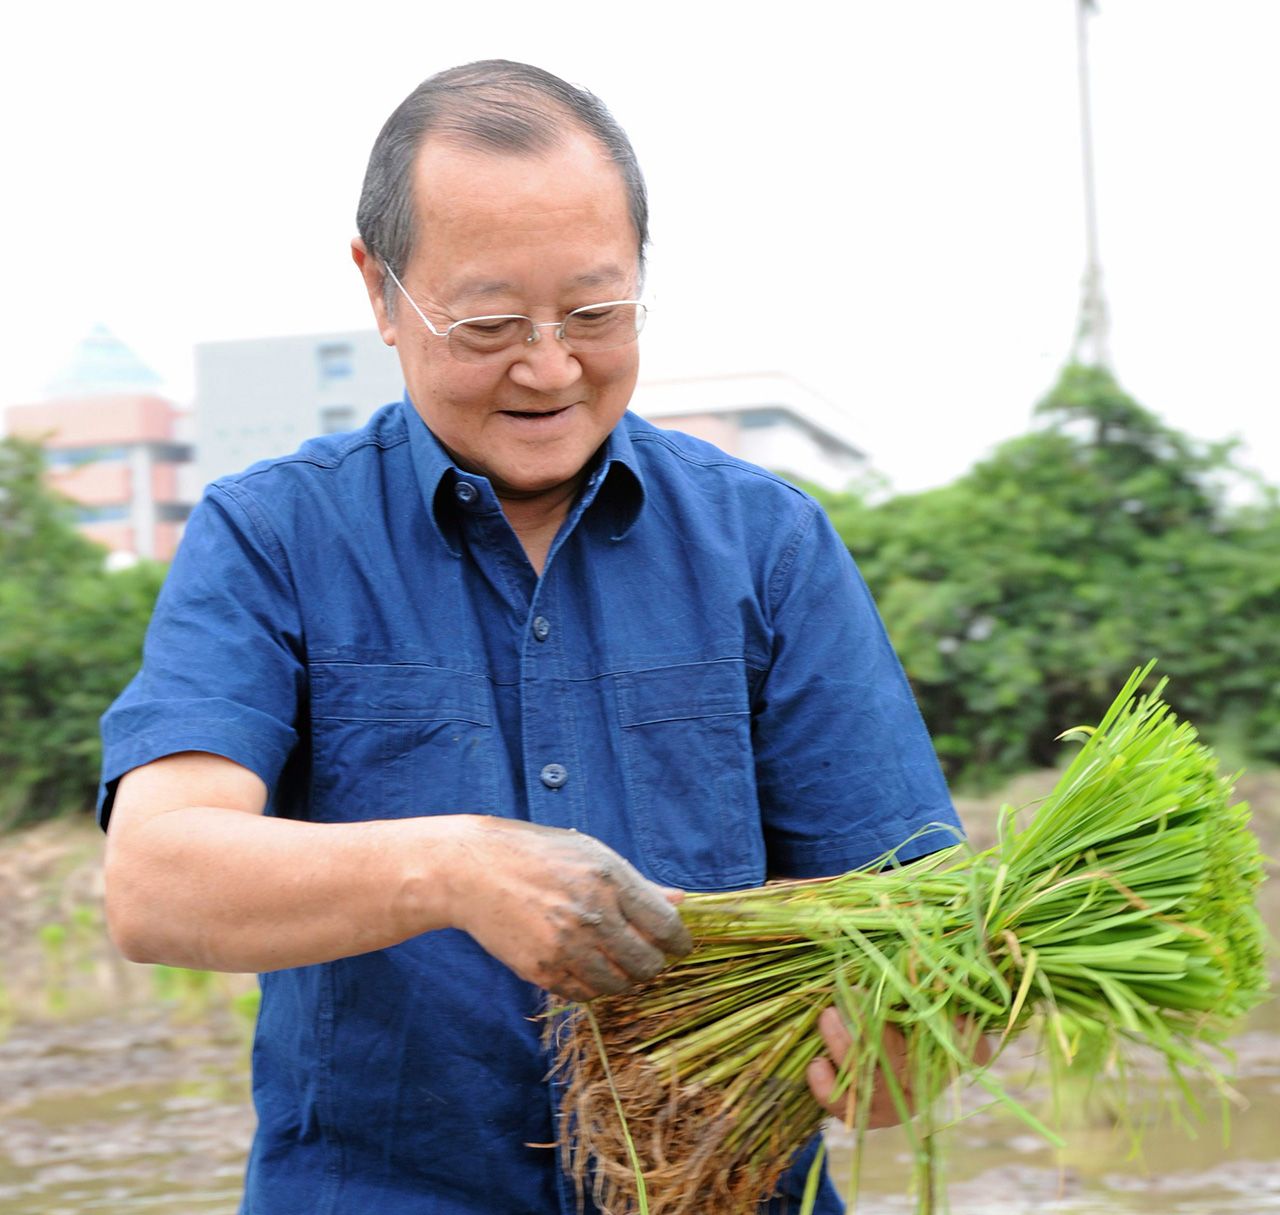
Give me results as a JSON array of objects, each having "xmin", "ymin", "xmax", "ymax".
[{"xmin": 507, "ymin": 326, "xmax": 583, "ymax": 392}]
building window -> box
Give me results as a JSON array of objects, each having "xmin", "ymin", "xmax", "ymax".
[
  {"xmin": 320, "ymin": 405, "xmax": 356, "ymax": 434},
  {"xmin": 74, "ymin": 503, "xmax": 130, "ymax": 523},
  {"xmin": 738, "ymin": 408, "xmax": 789, "ymax": 429},
  {"xmin": 45, "ymin": 444, "xmax": 128, "ymax": 468},
  {"xmin": 317, "ymin": 342, "xmax": 354, "ymax": 384}
]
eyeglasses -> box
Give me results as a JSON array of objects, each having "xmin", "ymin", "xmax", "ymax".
[{"xmin": 383, "ymin": 262, "xmax": 647, "ymax": 365}]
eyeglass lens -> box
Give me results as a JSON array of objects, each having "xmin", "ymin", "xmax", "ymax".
[{"xmin": 448, "ymin": 303, "xmax": 646, "ymax": 362}]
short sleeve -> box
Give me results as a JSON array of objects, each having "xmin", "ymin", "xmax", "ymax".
[
  {"xmin": 97, "ymin": 482, "xmax": 305, "ymax": 828},
  {"xmin": 754, "ymin": 502, "xmax": 962, "ymax": 877}
]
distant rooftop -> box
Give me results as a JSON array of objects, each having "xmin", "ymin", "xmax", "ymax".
[
  {"xmin": 44, "ymin": 324, "xmax": 163, "ymax": 398},
  {"xmin": 632, "ymin": 371, "xmax": 864, "ymax": 458}
]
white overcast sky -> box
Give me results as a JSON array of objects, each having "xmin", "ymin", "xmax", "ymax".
[{"xmin": 2, "ymin": 0, "xmax": 1277, "ymax": 495}]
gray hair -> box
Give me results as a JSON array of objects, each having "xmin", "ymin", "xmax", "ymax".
[{"xmin": 357, "ymin": 60, "xmax": 649, "ymax": 314}]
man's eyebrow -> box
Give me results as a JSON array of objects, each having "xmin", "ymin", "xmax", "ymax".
[
  {"xmin": 568, "ymin": 265, "xmax": 630, "ymax": 290},
  {"xmin": 453, "ymin": 278, "xmax": 515, "ymax": 300},
  {"xmin": 452, "ymin": 266, "xmax": 630, "ymax": 304}
]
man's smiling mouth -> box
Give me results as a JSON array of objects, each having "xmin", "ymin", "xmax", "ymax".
[{"xmin": 500, "ymin": 405, "xmax": 573, "ymax": 419}]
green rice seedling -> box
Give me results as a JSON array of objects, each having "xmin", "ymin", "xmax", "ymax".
[
  {"xmin": 69, "ymin": 902, "xmax": 98, "ymax": 974},
  {"xmin": 557, "ymin": 664, "xmax": 1269, "ymax": 1215},
  {"xmin": 39, "ymin": 921, "xmax": 70, "ymax": 1013},
  {"xmin": 0, "ymin": 973, "xmax": 13, "ymax": 1040}
]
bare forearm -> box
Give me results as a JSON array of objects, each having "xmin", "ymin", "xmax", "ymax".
[
  {"xmin": 105, "ymin": 807, "xmax": 470, "ymax": 973},
  {"xmin": 104, "ymin": 752, "xmax": 690, "ymax": 996}
]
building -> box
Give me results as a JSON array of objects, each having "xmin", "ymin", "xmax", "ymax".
[
  {"xmin": 5, "ymin": 325, "xmax": 193, "ymax": 561},
  {"xmin": 194, "ymin": 330, "xmax": 406, "ymax": 491},
  {"xmin": 194, "ymin": 330, "xmax": 864, "ymax": 492},
  {"xmin": 631, "ymin": 372, "xmax": 864, "ymax": 491}
]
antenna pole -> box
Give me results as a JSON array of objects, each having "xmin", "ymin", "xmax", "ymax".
[{"xmin": 1072, "ymin": 0, "xmax": 1111, "ymax": 368}]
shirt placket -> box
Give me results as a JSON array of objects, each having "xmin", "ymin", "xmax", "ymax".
[
  {"xmin": 454, "ymin": 469, "xmax": 603, "ymax": 1214},
  {"xmin": 519, "ymin": 570, "xmax": 587, "ymax": 832}
]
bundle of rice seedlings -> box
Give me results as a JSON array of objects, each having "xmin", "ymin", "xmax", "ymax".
[{"xmin": 556, "ymin": 664, "xmax": 1269, "ymax": 1215}]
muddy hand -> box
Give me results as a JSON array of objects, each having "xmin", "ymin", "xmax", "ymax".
[{"xmin": 450, "ymin": 818, "xmax": 692, "ymax": 1002}]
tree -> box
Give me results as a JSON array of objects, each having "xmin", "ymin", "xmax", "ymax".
[
  {"xmin": 814, "ymin": 364, "xmax": 1280, "ymax": 783},
  {"xmin": 0, "ymin": 438, "xmax": 166, "ymax": 828}
]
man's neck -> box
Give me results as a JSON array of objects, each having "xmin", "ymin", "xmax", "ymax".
[{"xmin": 498, "ymin": 477, "xmax": 584, "ymax": 578}]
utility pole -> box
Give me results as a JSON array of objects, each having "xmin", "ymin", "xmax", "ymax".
[{"xmin": 1071, "ymin": 0, "xmax": 1112, "ymax": 368}]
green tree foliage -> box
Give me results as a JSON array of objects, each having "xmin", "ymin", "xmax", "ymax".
[
  {"xmin": 814, "ymin": 364, "xmax": 1280, "ymax": 783},
  {"xmin": 0, "ymin": 437, "xmax": 166, "ymax": 827}
]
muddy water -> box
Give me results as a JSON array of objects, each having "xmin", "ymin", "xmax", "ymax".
[
  {"xmin": 828, "ymin": 996, "xmax": 1280, "ymax": 1213},
  {"xmin": 2, "ymin": 1002, "xmax": 1277, "ymax": 1214},
  {"xmin": 1, "ymin": 815, "xmax": 1277, "ymax": 1214},
  {"xmin": 0, "ymin": 1011, "xmax": 251, "ymax": 1214}
]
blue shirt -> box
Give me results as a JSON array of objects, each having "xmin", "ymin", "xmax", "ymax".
[{"xmin": 100, "ymin": 398, "xmax": 960, "ymax": 1214}]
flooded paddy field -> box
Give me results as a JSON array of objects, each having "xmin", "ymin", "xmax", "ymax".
[
  {"xmin": 829, "ymin": 996, "xmax": 1280, "ymax": 1213},
  {"xmin": 2, "ymin": 786, "xmax": 1277, "ymax": 1215},
  {"xmin": 0, "ymin": 1012, "xmax": 250, "ymax": 1214}
]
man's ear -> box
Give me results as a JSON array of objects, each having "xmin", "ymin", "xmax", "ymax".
[{"xmin": 351, "ymin": 238, "xmax": 396, "ymax": 346}]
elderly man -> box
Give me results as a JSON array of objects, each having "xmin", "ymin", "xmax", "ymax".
[{"xmin": 100, "ymin": 61, "xmax": 960, "ymax": 1214}]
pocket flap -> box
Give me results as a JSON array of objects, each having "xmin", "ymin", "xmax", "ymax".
[
  {"xmin": 616, "ymin": 660, "xmax": 748, "ymax": 727},
  {"xmin": 311, "ymin": 663, "xmax": 492, "ymax": 725}
]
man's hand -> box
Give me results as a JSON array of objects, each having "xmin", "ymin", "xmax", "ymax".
[
  {"xmin": 806, "ymin": 1006, "xmax": 992, "ymax": 1128},
  {"xmin": 448, "ymin": 818, "xmax": 692, "ymax": 1002}
]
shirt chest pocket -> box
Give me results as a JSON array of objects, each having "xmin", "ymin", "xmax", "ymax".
[
  {"xmin": 615, "ymin": 660, "xmax": 765, "ymax": 890},
  {"xmin": 308, "ymin": 663, "xmax": 498, "ymax": 822}
]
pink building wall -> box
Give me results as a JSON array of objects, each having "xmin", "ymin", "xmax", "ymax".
[
  {"xmin": 7, "ymin": 394, "xmax": 177, "ymax": 448},
  {"xmin": 81, "ymin": 521, "xmax": 136, "ymax": 553},
  {"xmin": 154, "ymin": 523, "xmax": 183, "ymax": 561},
  {"xmin": 47, "ymin": 461, "xmax": 131, "ymax": 504},
  {"xmin": 6, "ymin": 392, "xmax": 188, "ymax": 561},
  {"xmin": 150, "ymin": 462, "xmax": 177, "ymax": 502}
]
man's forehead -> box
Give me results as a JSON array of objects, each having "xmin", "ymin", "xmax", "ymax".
[
  {"xmin": 412, "ymin": 128, "xmax": 619, "ymax": 197},
  {"xmin": 406, "ymin": 131, "xmax": 638, "ymax": 301}
]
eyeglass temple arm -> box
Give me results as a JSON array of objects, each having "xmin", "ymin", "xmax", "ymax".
[{"xmin": 381, "ymin": 261, "xmax": 447, "ymax": 337}]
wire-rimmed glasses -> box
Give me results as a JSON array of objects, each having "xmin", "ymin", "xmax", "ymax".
[{"xmin": 382, "ymin": 262, "xmax": 647, "ymax": 365}]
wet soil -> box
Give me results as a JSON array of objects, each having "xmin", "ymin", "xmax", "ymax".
[{"xmin": 1, "ymin": 774, "xmax": 1276, "ymax": 1215}]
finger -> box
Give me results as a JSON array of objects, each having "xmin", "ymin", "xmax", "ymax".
[
  {"xmin": 882, "ymin": 1021, "xmax": 908, "ymax": 1069},
  {"xmin": 817, "ymin": 1006, "xmax": 854, "ymax": 1064},
  {"xmin": 541, "ymin": 951, "xmax": 628, "ymax": 1002},
  {"xmin": 615, "ymin": 876, "xmax": 693, "ymax": 956},
  {"xmin": 806, "ymin": 1055, "xmax": 841, "ymax": 1112},
  {"xmin": 600, "ymin": 923, "xmax": 668, "ymax": 983},
  {"xmin": 570, "ymin": 948, "xmax": 633, "ymax": 999},
  {"xmin": 546, "ymin": 973, "xmax": 596, "ymax": 1004}
]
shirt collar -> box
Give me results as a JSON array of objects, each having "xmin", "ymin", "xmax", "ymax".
[{"xmin": 402, "ymin": 394, "xmax": 647, "ymax": 557}]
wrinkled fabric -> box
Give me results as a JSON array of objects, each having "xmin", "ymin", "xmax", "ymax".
[{"xmin": 100, "ymin": 397, "xmax": 960, "ymax": 1214}]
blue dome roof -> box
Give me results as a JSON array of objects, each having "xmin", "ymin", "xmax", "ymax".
[{"xmin": 45, "ymin": 324, "xmax": 163, "ymax": 397}]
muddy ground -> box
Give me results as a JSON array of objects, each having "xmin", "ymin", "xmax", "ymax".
[{"xmin": 1, "ymin": 774, "xmax": 1277, "ymax": 1214}]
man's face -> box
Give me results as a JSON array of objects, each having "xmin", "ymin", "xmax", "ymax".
[{"xmin": 364, "ymin": 131, "xmax": 641, "ymax": 504}]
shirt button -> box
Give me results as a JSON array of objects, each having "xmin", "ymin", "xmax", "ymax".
[
  {"xmin": 454, "ymin": 481, "xmax": 477, "ymax": 504},
  {"xmin": 540, "ymin": 763, "xmax": 568, "ymax": 790},
  {"xmin": 532, "ymin": 616, "xmax": 551, "ymax": 642}
]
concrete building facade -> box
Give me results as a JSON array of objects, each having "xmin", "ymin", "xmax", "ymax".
[{"xmin": 194, "ymin": 330, "xmax": 406, "ymax": 491}]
